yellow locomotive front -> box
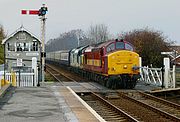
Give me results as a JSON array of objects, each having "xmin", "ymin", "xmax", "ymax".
[
  {"xmin": 108, "ymin": 50, "xmax": 139, "ymax": 75},
  {"xmin": 104, "ymin": 39, "xmax": 140, "ymax": 89}
]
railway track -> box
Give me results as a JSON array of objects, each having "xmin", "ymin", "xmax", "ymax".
[
  {"xmin": 80, "ymin": 92, "xmax": 180, "ymax": 122},
  {"xmin": 46, "ymin": 64, "xmax": 180, "ymax": 121},
  {"xmin": 46, "ymin": 64, "xmax": 75, "ymax": 82},
  {"xmin": 82, "ymin": 91, "xmax": 180, "ymax": 121},
  {"xmin": 119, "ymin": 90, "xmax": 180, "ymax": 118},
  {"xmin": 46, "ymin": 64, "xmax": 106, "ymax": 92},
  {"xmin": 149, "ymin": 89, "xmax": 180, "ymax": 105},
  {"xmin": 46, "ymin": 64, "xmax": 139, "ymax": 121},
  {"xmin": 79, "ymin": 92, "xmax": 139, "ymax": 122}
]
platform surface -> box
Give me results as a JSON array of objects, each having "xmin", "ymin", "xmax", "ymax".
[
  {"xmin": 0, "ymin": 84, "xmax": 100, "ymax": 122},
  {"xmin": 53, "ymin": 85, "xmax": 100, "ymax": 122}
]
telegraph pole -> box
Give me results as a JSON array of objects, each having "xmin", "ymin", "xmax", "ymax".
[{"xmin": 21, "ymin": 4, "xmax": 48, "ymax": 85}]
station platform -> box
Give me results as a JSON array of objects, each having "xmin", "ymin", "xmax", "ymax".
[{"xmin": 0, "ymin": 83, "xmax": 101, "ymax": 122}]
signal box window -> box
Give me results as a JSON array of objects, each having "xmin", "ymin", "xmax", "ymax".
[
  {"xmin": 116, "ymin": 42, "xmax": 124, "ymax": 49},
  {"xmin": 7, "ymin": 43, "xmax": 15, "ymax": 51},
  {"xmin": 106, "ymin": 43, "xmax": 115, "ymax": 53},
  {"xmin": 16, "ymin": 42, "xmax": 29, "ymax": 52},
  {"xmin": 23, "ymin": 43, "xmax": 29, "ymax": 51},
  {"xmin": 31, "ymin": 42, "xmax": 38, "ymax": 51},
  {"xmin": 16, "ymin": 43, "xmax": 23, "ymax": 51}
]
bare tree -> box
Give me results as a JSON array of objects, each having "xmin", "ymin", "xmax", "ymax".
[
  {"xmin": 87, "ymin": 24, "xmax": 109, "ymax": 44},
  {"xmin": 46, "ymin": 29, "xmax": 88, "ymax": 52},
  {"xmin": 123, "ymin": 28, "xmax": 173, "ymax": 67}
]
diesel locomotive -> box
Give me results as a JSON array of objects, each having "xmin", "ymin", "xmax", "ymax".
[{"xmin": 46, "ymin": 39, "xmax": 140, "ymax": 89}]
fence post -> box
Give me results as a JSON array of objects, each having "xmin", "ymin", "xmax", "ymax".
[
  {"xmin": 11, "ymin": 71, "xmax": 16, "ymax": 87},
  {"xmin": 33, "ymin": 69, "xmax": 35, "ymax": 86},
  {"xmin": 164, "ymin": 58, "xmax": 170, "ymax": 89},
  {"xmin": 172, "ymin": 65, "xmax": 176, "ymax": 88},
  {"xmin": 161, "ymin": 65, "xmax": 165, "ymax": 88},
  {"xmin": 139, "ymin": 57, "xmax": 142, "ymax": 74},
  {"xmin": 19, "ymin": 69, "xmax": 21, "ymax": 87},
  {"xmin": 32, "ymin": 57, "xmax": 37, "ymax": 86}
]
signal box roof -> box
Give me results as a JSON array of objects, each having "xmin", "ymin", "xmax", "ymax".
[{"xmin": 2, "ymin": 25, "xmax": 41, "ymax": 44}]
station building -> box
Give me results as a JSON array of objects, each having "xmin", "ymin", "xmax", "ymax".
[{"xmin": 2, "ymin": 26, "xmax": 42, "ymax": 73}]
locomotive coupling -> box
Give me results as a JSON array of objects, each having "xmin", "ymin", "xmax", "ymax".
[{"xmin": 132, "ymin": 66, "xmax": 139, "ymax": 70}]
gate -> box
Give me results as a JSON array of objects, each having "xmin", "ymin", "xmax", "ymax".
[
  {"xmin": 4, "ymin": 71, "xmax": 36, "ymax": 87},
  {"xmin": 0, "ymin": 69, "xmax": 38, "ymax": 87},
  {"xmin": 140, "ymin": 66, "xmax": 162, "ymax": 86},
  {"xmin": 140, "ymin": 66, "xmax": 176, "ymax": 88}
]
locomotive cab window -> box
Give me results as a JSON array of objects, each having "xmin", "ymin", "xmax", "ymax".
[
  {"xmin": 125, "ymin": 43, "xmax": 134, "ymax": 51},
  {"xmin": 106, "ymin": 43, "xmax": 115, "ymax": 53},
  {"xmin": 116, "ymin": 42, "xmax": 124, "ymax": 50}
]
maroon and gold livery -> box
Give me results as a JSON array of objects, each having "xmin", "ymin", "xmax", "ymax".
[
  {"xmin": 47, "ymin": 39, "xmax": 140, "ymax": 89},
  {"xmin": 82, "ymin": 39, "xmax": 140, "ymax": 89}
]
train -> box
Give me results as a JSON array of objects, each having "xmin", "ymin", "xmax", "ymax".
[{"xmin": 46, "ymin": 39, "xmax": 140, "ymax": 89}]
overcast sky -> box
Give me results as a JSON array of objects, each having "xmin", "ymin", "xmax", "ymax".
[{"xmin": 0, "ymin": 0, "xmax": 180, "ymax": 44}]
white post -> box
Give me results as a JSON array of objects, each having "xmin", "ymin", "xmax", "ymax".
[
  {"xmin": 172, "ymin": 65, "xmax": 176, "ymax": 88},
  {"xmin": 139, "ymin": 57, "xmax": 142, "ymax": 68},
  {"xmin": 41, "ymin": 15, "xmax": 46, "ymax": 84},
  {"xmin": 139, "ymin": 57, "xmax": 142, "ymax": 80},
  {"xmin": 164, "ymin": 58, "xmax": 170, "ymax": 88},
  {"xmin": 32, "ymin": 57, "xmax": 37, "ymax": 86}
]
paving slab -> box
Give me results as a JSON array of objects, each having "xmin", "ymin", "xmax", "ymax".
[
  {"xmin": 0, "ymin": 86, "xmax": 66, "ymax": 122},
  {"xmin": 0, "ymin": 83, "xmax": 101, "ymax": 122},
  {"xmin": 55, "ymin": 86, "xmax": 101, "ymax": 122}
]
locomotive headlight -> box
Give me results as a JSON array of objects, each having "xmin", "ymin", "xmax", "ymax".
[
  {"xmin": 123, "ymin": 65, "xmax": 127, "ymax": 69},
  {"xmin": 111, "ymin": 67, "xmax": 115, "ymax": 71}
]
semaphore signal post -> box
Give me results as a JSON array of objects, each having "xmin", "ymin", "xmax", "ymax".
[{"xmin": 21, "ymin": 4, "xmax": 48, "ymax": 85}]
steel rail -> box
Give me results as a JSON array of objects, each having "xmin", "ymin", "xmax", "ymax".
[
  {"xmin": 46, "ymin": 64, "xmax": 75, "ymax": 82},
  {"xmin": 46, "ymin": 64, "xmax": 139, "ymax": 121},
  {"xmin": 118, "ymin": 91, "xmax": 180, "ymax": 121},
  {"xmin": 90, "ymin": 92, "xmax": 139, "ymax": 122},
  {"xmin": 138, "ymin": 90, "xmax": 180, "ymax": 110}
]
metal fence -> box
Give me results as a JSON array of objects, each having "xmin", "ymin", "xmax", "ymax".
[
  {"xmin": 140, "ymin": 66, "xmax": 162, "ymax": 86},
  {"xmin": 2, "ymin": 72, "xmax": 36, "ymax": 87},
  {"xmin": 140, "ymin": 66, "xmax": 176, "ymax": 88}
]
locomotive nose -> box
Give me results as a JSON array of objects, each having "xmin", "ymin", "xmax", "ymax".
[{"xmin": 108, "ymin": 50, "xmax": 140, "ymax": 75}]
